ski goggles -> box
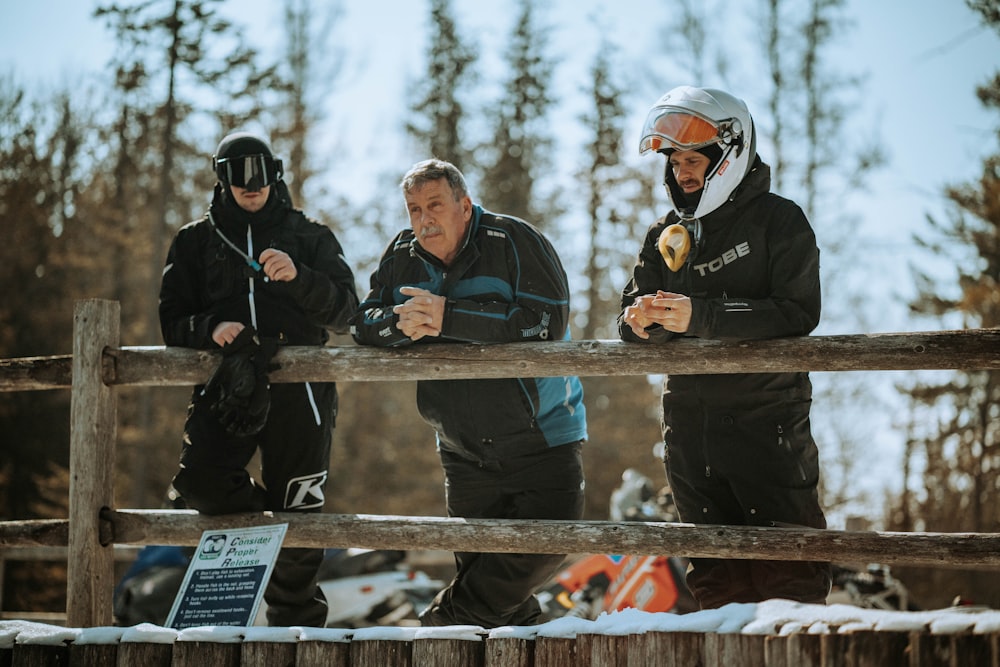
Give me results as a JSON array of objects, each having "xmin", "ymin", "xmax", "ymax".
[
  {"xmin": 214, "ymin": 154, "xmax": 283, "ymax": 191},
  {"xmin": 639, "ymin": 108, "xmax": 739, "ymax": 155}
]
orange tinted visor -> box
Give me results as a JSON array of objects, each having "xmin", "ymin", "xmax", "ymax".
[{"xmin": 639, "ymin": 109, "xmax": 720, "ymax": 154}]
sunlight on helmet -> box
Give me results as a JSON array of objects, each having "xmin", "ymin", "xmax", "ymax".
[{"xmin": 639, "ymin": 110, "xmax": 720, "ymax": 154}]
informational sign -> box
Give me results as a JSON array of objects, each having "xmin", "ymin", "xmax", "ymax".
[{"xmin": 166, "ymin": 523, "xmax": 288, "ymax": 629}]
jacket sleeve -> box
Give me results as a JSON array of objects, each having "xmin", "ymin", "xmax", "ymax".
[
  {"xmin": 266, "ymin": 220, "xmax": 360, "ymax": 334},
  {"xmin": 159, "ymin": 224, "xmax": 218, "ymax": 349},
  {"xmin": 350, "ymin": 233, "xmax": 414, "ymax": 348},
  {"xmin": 686, "ymin": 200, "xmax": 821, "ymax": 341},
  {"xmin": 618, "ymin": 217, "xmax": 677, "ymax": 344},
  {"xmin": 440, "ymin": 222, "xmax": 571, "ymax": 344}
]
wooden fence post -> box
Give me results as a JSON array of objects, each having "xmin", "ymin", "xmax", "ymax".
[{"xmin": 67, "ymin": 299, "xmax": 119, "ymax": 627}]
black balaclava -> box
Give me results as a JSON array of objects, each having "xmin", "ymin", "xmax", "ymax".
[{"xmin": 663, "ymin": 142, "xmax": 724, "ymax": 214}]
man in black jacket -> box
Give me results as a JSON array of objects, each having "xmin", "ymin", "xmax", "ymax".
[
  {"xmin": 159, "ymin": 131, "xmax": 359, "ymax": 626},
  {"xmin": 351, "ymin": 158, "xmax": 588, "ymax": 628},
  {"xmin": 619, "ymin": 86, "xmax": 831, "ymax": 609}
]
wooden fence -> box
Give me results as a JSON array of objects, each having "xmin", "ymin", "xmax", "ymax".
[
  {"xmin": 3, "ymin": 622, "xmax": 1000, "ymax": 667},
  {"xmin": 1, "ymin": 299, "xmax": 999, "ymax": 630}
]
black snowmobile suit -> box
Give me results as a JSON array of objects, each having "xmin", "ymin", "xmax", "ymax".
[
  {"xmin": 159, "ymin": 181, "xmax": 359, "ymax": 626},
  {"xmin": 619, "ymin": 156, "xmax": 831, "ymax": 608}
]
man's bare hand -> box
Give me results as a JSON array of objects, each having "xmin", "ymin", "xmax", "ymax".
[
  {"xmin": 651, "ymin": 291, "xmax": 692, "ymax": 333},
  {"xmin": 394, "ymin": 286, "xmax": 446, "ymax": 340},
  {"xmin": 623, "ymin": 290, "xmax": 692, "ymax": 339},
  {"xmin": 259, "ymin": 248, "xmax": 297, "ymax": 282},
  {"xmin": 212, "ymin": 321, "xmax": 246, "ymax": 347}
]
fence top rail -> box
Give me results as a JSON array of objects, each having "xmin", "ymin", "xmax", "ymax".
[
  {"xmin": 2, "ymin": 328, "xmax": 998, "ymax": 391},
  {"xmin": 6, "ymin": 511, "xmax": 1000, "ymax": 569}
]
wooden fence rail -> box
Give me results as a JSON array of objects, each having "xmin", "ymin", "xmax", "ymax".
[
  {"xmin": 4, "ymin": 625, "xmax": 1000, "ymax": 667},
  {"xmin": 1, "ymin": 299, "xmax": 999, "ymax": 628},
  {"xmin": 3, "ymin": 327, "xmax": 1000, "ymax": 391},
  {"xmin": 5, "ymin": 511, "xmax": 1000, "ymax": 569}
]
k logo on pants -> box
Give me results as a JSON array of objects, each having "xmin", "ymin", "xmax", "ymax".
[{"xmin": 284, "ymin": 472, "xmax": 328, "ymax": 510}]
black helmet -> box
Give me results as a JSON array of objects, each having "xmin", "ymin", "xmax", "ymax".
[{"xmin": 212, "ymin": 131, "xmax": 284, "ymax": 192}]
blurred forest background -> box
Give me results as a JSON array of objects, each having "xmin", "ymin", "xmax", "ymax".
[{"xmin": 1, "ymin": 0, "xmax": 999, "ymax": 613}]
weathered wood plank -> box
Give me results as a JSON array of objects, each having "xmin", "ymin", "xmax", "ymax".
[
  {"xmin": 101, "ymin": 510, "xmax": 1000, "ymax": 568},
  {"xmin": 705, "ymin": 633, "xmax": 766, "ymax": 667},
  {"xmin": 4, "ymin": 329, "xmax": 997, "ymax": 391},
  {"xmin": 117, "ymin": 641, "xmax": 172, "ymax": 667},
  {"xmin": 410, "ymin": 638, "xmax": 484, "ymax": 666},
  {"xmin": 577, "ymin": 633, "xmax": 628, "ymax": 667},
  {"xmin": 0, "ymin": 355, "xmax": 72, "ymax": 391},
  {"xmin": 483, "ymin": 636, "xmax": 533, "ymax": 667},
  {"xmin": 629, "ymin": 631, "xmax": 704, "ymax": 666},
  {"xmin": 350, "ymin": 639, "xmax": 412, "ymax": 667},
  {"xmin": 0, "ymin": 521, "xmax": 68, "ymax": 548},
  {"xmin": 10, "ymin": 644, "xmax": 68, "ymax": 667},
  {"xmin": 241, "ymin": 640, "xmax": 297, "ymax": 667},
  {"xmin": 533, "ymin": 637, "xmax": 576, "ymax": 667},
  {"xmin": 172, "ymin": 641, "xmax": 240, "ymax": 667},
  {"xmin": 765, "ymin": 632, "xmax": 823, "ymax": 667},
  {"xmin": 294, "ymin": 640, "xmax": 351, "ymax": 666},
  {"xmin": 99, "ymin": 329, "xmax": 1000, "ymax": 387},
  {"xmin": 68, "ymin": 643, "xmax": 118, "ymax": 666},
  {"xmin": 66, "ymin": 299, "xmax": 119, "ymax": 628}
]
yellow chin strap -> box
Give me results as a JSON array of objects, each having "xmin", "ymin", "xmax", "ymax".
[{"xmin": 657, "ymin": 223, "xmax": 691, "ymax": 272}]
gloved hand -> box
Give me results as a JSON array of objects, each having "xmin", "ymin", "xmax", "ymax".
[{"xmin": 203, "ymin": 326, "xmax": 278, "ymax": 437}]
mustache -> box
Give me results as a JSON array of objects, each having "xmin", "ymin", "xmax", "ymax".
[{"xmin": 419, "ymin": 225, "xmax": 442, "ymax": 240}]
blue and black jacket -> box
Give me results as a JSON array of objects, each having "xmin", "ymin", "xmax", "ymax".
[{"xmin": 351, "ymin": 205, "xmax": 588, "ymax": 462}]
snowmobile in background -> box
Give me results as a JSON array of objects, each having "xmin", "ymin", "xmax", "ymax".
[
  {"xmin": 114, "ymin": 546, "xmax": 443, "ymax": 628},
  {"xmin": 537, "ymin": 468, "xmax": 699, "ymax": 620},
  {"xmin": 828, "ymin": 562, "xmax": 918, "ymax": 611},
  {"xmin": 256, "ymin": 548, "xmax": 443, "ymax": 627},
  {"xmin": 538, "ymin": 466, "xmax": 922, "ymax": 619}
]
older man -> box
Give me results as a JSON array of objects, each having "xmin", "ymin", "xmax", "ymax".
[{"xmin": 351, "ymin": 158, "xmax": 588, "ymax": 628}]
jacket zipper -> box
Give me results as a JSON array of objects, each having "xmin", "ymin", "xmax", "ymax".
[{"xmin": 246, "ymin": 227, "xmax": 258, "ymax": 329}]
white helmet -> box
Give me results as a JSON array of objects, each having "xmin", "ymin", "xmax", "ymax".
[{"xmin": 639, "ymin": 85, "xmax": 756, "ymax": 218}]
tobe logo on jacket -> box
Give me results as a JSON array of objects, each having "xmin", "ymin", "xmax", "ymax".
[{"xmin": 691, "ymin": 241, "xmax": 750, "ymax": 276}]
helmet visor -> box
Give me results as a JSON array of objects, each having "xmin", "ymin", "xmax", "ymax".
[
  {"xmin": 639, "ymin": 108, "xmax": 721, "ymax": 155},
  {"xmin": 216, "ymin": 154, "xmax": 283, "ymax": 191}
]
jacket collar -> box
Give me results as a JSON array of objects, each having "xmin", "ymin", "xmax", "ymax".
[{"xmin": 697, "ymin": 156, "xmax": 770, "ymax": 225}]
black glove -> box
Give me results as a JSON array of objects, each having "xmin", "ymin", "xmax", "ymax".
[{"xmin": 203, "ymin": 326, "xmax": 278, "ymax": 437}]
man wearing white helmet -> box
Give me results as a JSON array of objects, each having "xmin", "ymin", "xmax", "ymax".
[{"xmin": 619, "ymin": 86, "xmax": 831, "ymax": 608}]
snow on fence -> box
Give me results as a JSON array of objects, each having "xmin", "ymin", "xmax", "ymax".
[
  {"xmin": 1, "ymin": 299, "xmax": 1000, "ymax": 630},
  {"xmin": 3, "ymin": 599, "xmax": 1000, "ymax": 667}
]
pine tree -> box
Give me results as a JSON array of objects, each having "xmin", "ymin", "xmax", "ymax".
[
  {"xmin": 478, "ymin": 0, "xmax": 557, "ymax": 226},
  {"xmin": 0, "ymin": 76, "xmax": 97, "ymax": 615},
  {"xmin": 405, "ymin": 0, "xmax": 477, "ymax": 170},
  {"xmin": 271, "ymin": 0, "xmax": 347, "ymax": 213},
  {"xmin": 755, "ymin": 0, "xmax": 886, "ymax": 520},
  {"xmin": 576, "ymin": 36, "xmax": 654, "ymax": 340},
  {"xmin": 887, "ymin": 0, "xmax": 1000, "ymax": 609}
]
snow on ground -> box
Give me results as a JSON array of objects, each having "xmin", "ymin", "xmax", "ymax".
[{"xmin": 2, "ymin": 599, "xmax": 1000, "ymax": 647}]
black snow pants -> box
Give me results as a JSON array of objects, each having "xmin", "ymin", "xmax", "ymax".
[
  {"xmin": 172, "ymin": 380, "xmax": 337, "ymax": 627},
  {"xmin": 419, "ymin": 442, "xmax": 585, "ymax": 628},
  {"xmin": 663, "ymin": 395, "xmax": 832, "ymax": 609}
]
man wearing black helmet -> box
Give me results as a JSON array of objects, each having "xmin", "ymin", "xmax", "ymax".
[
  {"xmin": 619, "ymin": 86, "xmax": 831, "ymax": 609},
  {"xmin": 159, "ymin": 131, "xmax": 359, "ymax": 626}
]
